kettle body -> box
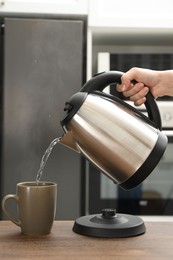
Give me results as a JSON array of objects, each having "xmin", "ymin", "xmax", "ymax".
[{"xmin": 59, "ymin": 71, "xmax": 167, "ymax": 190}]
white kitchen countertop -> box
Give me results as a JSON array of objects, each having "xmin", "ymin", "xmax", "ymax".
[{"xmin": 141, "ymin": 215, "xmax": 173, "ymax": 222}]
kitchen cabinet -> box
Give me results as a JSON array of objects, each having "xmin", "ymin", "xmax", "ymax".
[
  {"xmin": 88, "ymin": 0, "xmax": 173, "ymax": 28},
  {"xmin": 0, "ymin": 0, "xmax": 88, "ymax": 14},
  {"xmin": 0, "ymin": 14, "xmax": 87, "ymax": 220}
]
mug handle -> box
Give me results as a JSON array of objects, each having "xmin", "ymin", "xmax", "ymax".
[{"xmin": 2, "ymin": 194, "xmax": 21, "ymax": 226}]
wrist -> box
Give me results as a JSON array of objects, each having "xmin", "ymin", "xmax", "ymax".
[{"xmin": 159, "ymin": 70, "xmax": 173, "ymax": 96}]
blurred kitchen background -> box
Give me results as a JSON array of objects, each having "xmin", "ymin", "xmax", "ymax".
[{"xmin": 0, "ymin": 0, "xmax": 173, "ymax": 220}]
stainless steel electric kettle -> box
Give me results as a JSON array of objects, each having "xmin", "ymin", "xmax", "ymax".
[{"xmin": 59, "ymin": 71, "xmax": 168, "ymax": 190}]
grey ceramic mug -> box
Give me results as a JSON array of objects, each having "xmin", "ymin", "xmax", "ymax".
[{"xmin": 2, "ymin": 181, "xmax": 57, "ymax": 235}]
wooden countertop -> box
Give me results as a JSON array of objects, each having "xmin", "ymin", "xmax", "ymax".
[{"xmin": 0, "ymin": 220, "xmax": 173, "ymax": 259}]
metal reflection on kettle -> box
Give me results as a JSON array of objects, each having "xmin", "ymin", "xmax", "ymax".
[{"xmin": 59, "ymin": 71, "xmax": 167, "ymax": 190}]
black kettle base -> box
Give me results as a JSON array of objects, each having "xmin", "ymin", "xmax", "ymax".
[{"xmin": 73, "ymin": 209, "xmax": 146, "ymax": 238}]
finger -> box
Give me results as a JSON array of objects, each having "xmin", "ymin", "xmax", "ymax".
[
  {"xmin": 123, "ymin": 83, "xmax": 146, "ymax": 98},
  {"xmin": 116, "ymin": 80, "xmax": 137, "ymax": 92},
  {"xmin": 134, "ymin": 97, "xmax": 147, "ymax": 106},
  {"xmin": 129, "ymin": 86, "xmax": 149, "ymax": 101}
]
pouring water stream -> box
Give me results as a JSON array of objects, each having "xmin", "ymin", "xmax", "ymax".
[{"xmin": 36, "ymin": 137, "xmax": 59, "ymax": 183}]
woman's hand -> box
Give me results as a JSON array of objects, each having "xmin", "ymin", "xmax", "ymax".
[{"xmin": 116, "ymin": 67, "xmax": 173, "ymax": 106}]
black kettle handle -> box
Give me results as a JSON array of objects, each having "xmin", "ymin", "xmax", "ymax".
[{"xmin": 81, "ymin": 71, "xmax": 162, "ymax": 130}]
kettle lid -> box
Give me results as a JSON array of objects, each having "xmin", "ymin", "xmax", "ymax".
[{"xmin": 61, "ymin": 92, "xmax": 87, "ymax": 126}]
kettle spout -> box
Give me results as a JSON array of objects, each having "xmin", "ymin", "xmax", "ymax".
[{"xmin": 58, "ymin": 131, "xmax": 80, "ymax": 153}]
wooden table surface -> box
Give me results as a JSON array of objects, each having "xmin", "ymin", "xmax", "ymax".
[{"xmin": 1, "ymin": 220, "xmax": 173, "ymax": 260}]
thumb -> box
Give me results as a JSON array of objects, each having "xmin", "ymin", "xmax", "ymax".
[
  {"xmin": 116, "ymin": 83, "xmax": 126, "ymax": 92},
  {"xmin": 116, "ymin": 76, "xmax": 131, "ymax": 92}
]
